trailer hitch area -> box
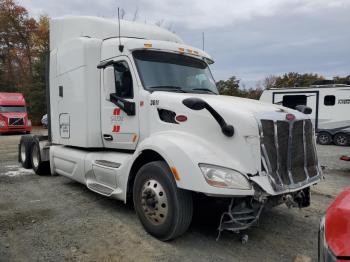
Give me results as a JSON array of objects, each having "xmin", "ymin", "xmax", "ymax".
[{"xmin": 216, "ymin": 198, "xmax": 264, "ymax": 243}]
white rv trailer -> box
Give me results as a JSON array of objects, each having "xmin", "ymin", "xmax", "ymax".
[
  {"xmin": 260, "ymin": 85, "xmax": 350, "ymax": 146},
  {"xmin": 18, "ymin": 16, "xmax": 321, "ymax": 241}
]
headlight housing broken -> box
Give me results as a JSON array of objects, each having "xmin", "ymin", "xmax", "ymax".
[{"xmin": 199, "ymin": 164, "xmax": 251, "ymax": 190}]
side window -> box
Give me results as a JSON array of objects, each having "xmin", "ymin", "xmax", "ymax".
[
  {"xmin": 282, "ymin": 95, "xmax": 307, "ymax": 109},
  {"xmin": 324, "ymin": 95, "xmax": 335, "ymax": 106},
  {"xmin": 114, "ymin": 61, "xmax": 133, "ymax": 98}
]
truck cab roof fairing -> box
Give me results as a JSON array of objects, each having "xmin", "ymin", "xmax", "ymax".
[{"xmin": 50, "ymin": 16, "xmax": 184, "ymax": 51}]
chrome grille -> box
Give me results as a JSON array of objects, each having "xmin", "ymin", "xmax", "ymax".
[
  {"xmin": 9, "ymin": 118, "xmax": 24, "ymax": 126},
  {"xmin": 260, "ymin": 119, "xmax": 319, "ymax": 190}
]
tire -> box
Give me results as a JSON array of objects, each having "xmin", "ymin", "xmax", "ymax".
[
  {"xmin": 30, "ymin": 140, "xmax": 50, "ymax": 175},
  {"xmin": 133, "ymin": 161, "xmax": 193, "ymax": 241},
  {"xmin": 333, "ymin": 133, "xmax": 350, "ymax": 146},
  {"xmin": 317, "ymin": 132, "xmax": 332, "ymax": 145},
  {"xmin": 19, "ymin": 135, "xmax": 34, "ymax": 168}
]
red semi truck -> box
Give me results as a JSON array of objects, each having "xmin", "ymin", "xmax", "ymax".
[{"xmin": 0, "ymin": 92, "xmax": 32, "ymax": 134}]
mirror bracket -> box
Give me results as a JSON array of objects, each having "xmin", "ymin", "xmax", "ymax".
[{"xmin": 110, "ymin": 93, "xmax": 135, "ymax": 116}]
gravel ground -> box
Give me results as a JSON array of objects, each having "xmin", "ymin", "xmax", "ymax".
[{"xmin": 0, "ymin": 128, "xmax": 349, "ymax": 262}]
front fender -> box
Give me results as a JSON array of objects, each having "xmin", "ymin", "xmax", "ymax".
[{"xmin": 135, "ymin": 131, "xmax": 255, "ymax": 196}]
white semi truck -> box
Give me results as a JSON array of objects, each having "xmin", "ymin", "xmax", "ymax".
[{"xmin": 19, "ymin": 16, "xmax": 321, "ymax": 241}]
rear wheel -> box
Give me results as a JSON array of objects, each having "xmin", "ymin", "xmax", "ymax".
[
  {"xmin": 333, "ymin": 133, "xmax": 350, "ymax": 146},
  {"xmin": 19, "ymin": 135, "xmax": 34, "ymax": 168},
  {"xmin": 133, "ymin": 161, "xmax": 193, "ymax": 241},
  {"xmin": 317, "ymin": 132, "xmax": 332, "ymax": 145},
  {"xmin": 30, "ymin": 141, "xmax": 50, "ymax": 175}
]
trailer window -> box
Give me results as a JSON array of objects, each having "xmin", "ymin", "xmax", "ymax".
[
  {"xmin": 282, "ymin": 95, "xmax": 307, "ymax": 109},
  {"xmin": 0, "ymin": 106, "xmax": 26, "ymax": 112},
  {"xmin": 324, "ymin": 95, "xmax": 335, "ymax": 106},
  {"xmin": 133, "ymin": 50, "xmax": 218, "ymax": 94}
]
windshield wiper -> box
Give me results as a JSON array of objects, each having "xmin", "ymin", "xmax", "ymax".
[
  {"xmin": 191, "ymin": 88, "xmax": 217, "ymax": 94},
  {"xmin": 148, "ymin": 86, "xmax": 188, "ymax": 93}
]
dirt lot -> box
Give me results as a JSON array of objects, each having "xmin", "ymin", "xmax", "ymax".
[{"xmin": 1, "ymin": 128, "xmax": 349, "ymax": 262}]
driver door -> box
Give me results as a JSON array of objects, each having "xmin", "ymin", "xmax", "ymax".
[{"xmin": 101, "ymin": 57, "xmax": 139, "ymax": 150}]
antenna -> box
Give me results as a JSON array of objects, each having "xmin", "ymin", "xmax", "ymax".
[
  {"xmin": 202, "ymin": 32, "xmax": 205, "ymax": 51},
  {"xmin": 118, "ymin": 7, "xmax": 124, "ymax": 52}
]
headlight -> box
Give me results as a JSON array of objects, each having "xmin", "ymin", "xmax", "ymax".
[
  {"xmin": 0, "ymin": 120, "xmax": 6, "ymax": 128},
  {"xmin": 199, "ymin": 164, "xmax": 251, "ymax": 190},
  {"xmin": 319, "ymin": 216, "xmax": 337, "ymax": 262}
]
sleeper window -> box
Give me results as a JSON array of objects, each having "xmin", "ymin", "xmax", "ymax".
[
  {"xmin": 114, "ymin": 61, "xmax": 133, "ymax": 99},
  {"xmin": 324, "ymin": 95, "xmax": 335, "ymax": 106}
]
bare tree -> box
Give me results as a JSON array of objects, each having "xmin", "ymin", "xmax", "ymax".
[
  {"xmin": 263, "ymin": 75, "xmax": 277, "ymax": 89},
  {"xmin": 132, "ymin": 8, "xmax": 139, "ymax": 21},
  {"xmin": 155, "ymin": 19, "xmax": 164, "ymax": 27},
  {"xmin": 119, "ymin": 8, "xmax": 126, "ymax": 19}
]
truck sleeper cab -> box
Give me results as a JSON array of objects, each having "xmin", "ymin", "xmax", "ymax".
[{"xmin": 19, "ymin": 16, "xmax": 321, "ymax": 241}]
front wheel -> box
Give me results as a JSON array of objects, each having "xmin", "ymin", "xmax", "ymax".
[{"xmin": 133, "ymin": 161, "xmax": 193, "ymax": 241}]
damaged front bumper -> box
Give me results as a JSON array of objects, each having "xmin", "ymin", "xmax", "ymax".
[{"xmin": 216, "ymin": 187, "xmax": 311, "ymax": 240}]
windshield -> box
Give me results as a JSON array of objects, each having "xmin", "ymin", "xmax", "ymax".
[
  {"xmin": 133, "ymin": 50, "xmax": 218, "ymax": 94},
  {"xmin": 0, "ymin": 106, "xmax": 26, "ymax": 113}
]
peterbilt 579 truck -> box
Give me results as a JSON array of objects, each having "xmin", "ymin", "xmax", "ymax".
[{"xmin": 19, "ymin": 16, "xmax": 321, "ymax": 241}]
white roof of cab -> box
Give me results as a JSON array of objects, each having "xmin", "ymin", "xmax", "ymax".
[{"xmin": 50, "ymin": 16, "xmax": 184, "ymax": 50}]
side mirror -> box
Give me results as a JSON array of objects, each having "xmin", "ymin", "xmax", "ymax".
[
  {"xmin": 183, "ymin": 97, "xmax": 234, "ymax": 137},
  {"xmin": 103, "ymin": 67, "xmax": 116, "ymax": 101},
  {"xmin": 110, "ymin": 93, "xmax": 135, "ymax": 116},
  {"xmin": 182, "ymin": 97, "xmax": 206, "ymax": 110},
  {"xmin": 295, "ymin": 105, "xmax": 312, "ymax": 114}
]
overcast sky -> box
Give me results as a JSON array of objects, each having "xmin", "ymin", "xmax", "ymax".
[{"xmin": 18, "ymin": 0, "xmax": 350, "ymax": 87}]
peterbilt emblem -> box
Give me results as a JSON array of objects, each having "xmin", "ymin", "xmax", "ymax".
[{"xmin": 286, "ymin": 114, "xmax": 295, "ymax": 121}]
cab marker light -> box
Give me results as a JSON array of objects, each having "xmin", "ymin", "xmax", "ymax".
[
  {"xmin": 144, "ymin": 43, "xmax": 152, "ymax": 48},
  {"xmin": 178, "ymin": 48, "xmax": 185, "ymax": 53},
  {"xmin": 171, "ymin": 167, "xmax": 181, "ymax": 181},
  {"xmin": 187, "ymin": 49, "xmax": 193, "ymax": 53},
  {"xmin": 132, "ymin": 134, "xmax": 138, "ymax": 143}
]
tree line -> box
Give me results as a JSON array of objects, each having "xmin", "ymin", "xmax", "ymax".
[{"xmin": 0, "ymin": 0, "xmax": 349, "ymax": 124}]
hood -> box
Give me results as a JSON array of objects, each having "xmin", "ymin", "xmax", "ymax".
[
  {"xmin": 151, "ymin": 91, "xmax": 307, "ymax": 121},
  {"xmin": 148, "ymin": 91, "xmax": 310, "ymax": 176},
  {"xmin": 325, "ymin": 187, "xmax": 350, "ymax": 257}
]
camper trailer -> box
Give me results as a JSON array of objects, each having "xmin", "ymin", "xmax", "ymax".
[
  {"xmin": 18, "ymin": 16, "xmax": 321, "ymax": 241},
  {"xmin": 260, "ymin": 85, "xmax": 350, "ymax": 146}
]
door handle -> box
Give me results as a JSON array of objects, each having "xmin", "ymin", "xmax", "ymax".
[{"xmin": 103, "ymin": 134, "xmax": 113, "ymax": 141}]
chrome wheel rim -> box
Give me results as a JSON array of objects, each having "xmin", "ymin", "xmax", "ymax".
[
  {"xmin": 32, "ymin": 145, "xmax": 39, "ymax": 168},
  {"xmin": 20, "ymin": 143, "xmax": 26, "ymax": 162},
  {"xmin": 318, "ymin": 134, "xmax": 329, "ymax": 144},
  {"xmin": 141, "ymin": 179, "xmax": 168, "ymax": 225}
]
